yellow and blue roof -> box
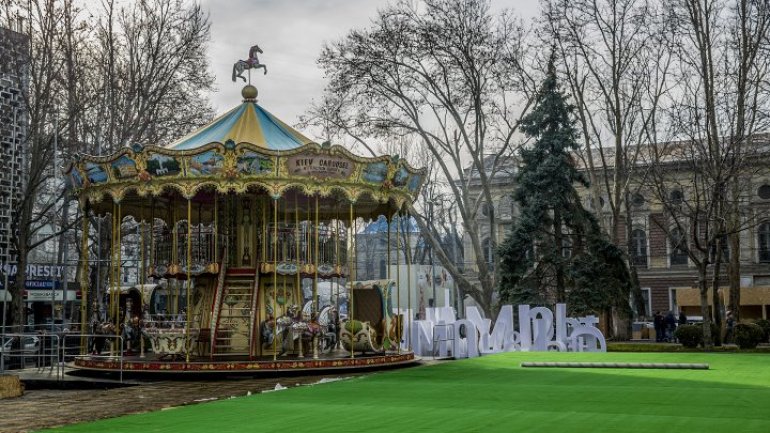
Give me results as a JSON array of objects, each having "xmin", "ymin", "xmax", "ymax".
[{"xmin": 166, "ymin": 95, "xmax": 315, "ymax": 151}]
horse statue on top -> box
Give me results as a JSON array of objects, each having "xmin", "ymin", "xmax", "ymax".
[{"xmin": 232, "ymin": 45, "xmax": 267, "ymax": 82}]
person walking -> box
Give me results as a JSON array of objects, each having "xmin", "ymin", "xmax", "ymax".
[
  {"xmin": 665, "ymin": 311, "xmax": 677, "ymax": 342},
  {"xmin": 653, "ymin": 311, "xmax": 664, "ymax": 342},
  {"xmin": 678, "ymin": 310, "xmax": 687, "ymax": 326},
  {"xmin": 725, "ymin": 311, "xmax": 736, "ymax": 344}
]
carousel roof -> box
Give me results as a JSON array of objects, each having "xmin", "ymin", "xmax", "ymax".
[{"xmin": 166, "ymin": 85, "xmax": 315, "ymax": 151}]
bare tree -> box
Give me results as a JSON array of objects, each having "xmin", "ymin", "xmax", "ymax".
[
  {"xmin": 543, "ymin": 0, "xmax": 676, "ymax": 336},
  {"xmin": 721, "ymin": 0, "xmax": 770, "ymax": 322},
  {"xmin": 639, "ymin": 0, "xmax": 770, "ymax": 347},
  {"xmin": 1, "ymin": 0, "xmax": 215, "ymax": 328},
  {"xmin": 306, "ymin": 0, "xmax": 535, "ymax": 317}
]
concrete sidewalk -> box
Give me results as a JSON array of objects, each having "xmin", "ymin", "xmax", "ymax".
[{"xmin": 0, "ymin": 370, "xmax": 367, "ymax": 433}]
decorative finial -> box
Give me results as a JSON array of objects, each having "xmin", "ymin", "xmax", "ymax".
[{"xmin": 242, "ymin": 84, "xmax": 258, "ymax": 102}]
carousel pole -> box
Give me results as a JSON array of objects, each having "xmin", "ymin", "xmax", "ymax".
[
  {"xmin": 262, "ymin": 199, "xmax": 267, "ymax": 264},
  {"xmin": 139, "ymin": 206, "xmax": 146, "ymax": 358},
  {"xmin": 186, "ymin": 198, "xmax": 192, "ymax": 363},
  {"xmin": 313, "ymin": 195, "xmax": 319, "ymax": 359},
  {"xmin": 116, "ymin": 202, "xmax": 122, "ymax": 350},
  {"xmin": 108, "ymin": 204, "xmax": 115, "ymax": 356},
  {"xmin": 388, "ymin": 215, "xmax": 398, "ymax": 355},
  {"xmin": 78, "ymin": 200, "xmax": 90, "ymax": 355},
  {"xmin": 272, "ymin": 198, "xmax": 278, "ymax": 361},
  {"xmin": 213, "ymin": 196, "xmax": 218, "ymax": 264},
  {"xmin": 294, "ymin": 197, "xmax": 300, "ymax": 301},
  {"xmin": 294, "ymin": 197, "xmax": 302, "ymax": 358},
  {"xmin": 334, "ymin": 208, "xmax": 340, "ymax": 350},
  {"xmin": 349, "ymin": 201, "xmax": 355, "ymax": 359},
  {"xmin": 150, "ymin": 198, "xmax": 155, "ymax": 276},
  {"xmin": 405, "ymin": 209, "xmax": 412, "ymax": 351},
  {"xmin": 396, "ymin": 213, "xmax": 401, "ymax": 352}
]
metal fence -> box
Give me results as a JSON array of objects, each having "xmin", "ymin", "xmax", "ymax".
[{"xmin": 1, "ymin": 331, "xmax": 125, "ymax": 382}]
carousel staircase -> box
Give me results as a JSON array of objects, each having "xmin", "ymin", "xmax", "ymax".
[{"xmin": 212, "ymin": 268, "xmax": 258, "ymax": 356}]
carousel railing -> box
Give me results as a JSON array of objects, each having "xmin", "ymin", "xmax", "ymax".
[
  {"xmin": 149, "ymin": 225, "xmax": 221, "ymax": 277},
  {"xmin": 259, "ymin": 222, "xmax": 349, "ymax": 275},
  {"xmin": 209, "ymin": 242, "xmax": 229, "ymax": 354}
]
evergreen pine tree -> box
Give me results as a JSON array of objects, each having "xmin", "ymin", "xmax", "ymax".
[{"xmin": 497, "ymin": 59, "xmax": 631, "ymax": 317}]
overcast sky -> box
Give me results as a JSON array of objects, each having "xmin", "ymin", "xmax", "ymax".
[{"xmin": 199, "ymin": 0, "xmax": 540, "ymax": 132}]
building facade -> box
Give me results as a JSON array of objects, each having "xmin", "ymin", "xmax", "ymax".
[
  {"xmin": 466, "ymin": 146, "xmax": 770, "ymax": 321},
  {"xmin": 0, "ymin": 26, "xmax": 28, "ymax": 269}
]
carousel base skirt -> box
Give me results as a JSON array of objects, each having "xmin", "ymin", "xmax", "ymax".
[{"xmin": 70, "ymin": 351, "xmax": 416, "ymax": 375}]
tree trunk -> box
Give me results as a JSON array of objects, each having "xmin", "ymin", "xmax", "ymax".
[
  {"xmin": 711, "ymin": 241, "xmax": 723, "ymax": 346},
  {"xmin": 553, "ymin": 208, "xmax": 565, "ymax": 303},
  {"xmin": 698, "ymin": 262, "xmax": 713, "ymax": 350},
  {"xmin": 727, "ymin": 231, "xmax": 741, "ymax": 321}
]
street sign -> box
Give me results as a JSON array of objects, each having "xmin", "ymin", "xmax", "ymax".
[{"xmin": 0, "ymin": 279, "xmax": 63, "ymax": 290}]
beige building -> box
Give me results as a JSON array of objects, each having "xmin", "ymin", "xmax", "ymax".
[{"xmin": 465, "ymin": 141, "xmax": 770, "ymax": 320}]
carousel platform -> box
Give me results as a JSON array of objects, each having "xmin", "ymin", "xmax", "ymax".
[{"xmin": 70, "ymin": 350, "xmax": 416, "ymax": 375}]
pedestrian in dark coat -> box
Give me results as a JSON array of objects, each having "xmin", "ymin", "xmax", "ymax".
[{"xmin": 653, "ymin": 311, "xmax": 664, "ymax": 342}]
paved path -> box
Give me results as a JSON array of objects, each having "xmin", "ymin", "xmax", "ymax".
[{"xmin": 0, "ymin": 372, "xmax": 366, "ymax": 433}]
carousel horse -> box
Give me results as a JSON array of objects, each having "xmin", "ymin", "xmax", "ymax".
[
  {"xmin": 232, "ymin": 45, "xmax": 267, "ymax": 82},
  {"xmin": 316, "ymin": 305, "xmax": 338, "ymax": 354},
  {"xmin": 299, "ymin": 302, "xmax": 339, "ymax": 354},
  {"xmin": 121, "ymin": 316, "xmax": 142, "ymax": 355},
  {"xmin": 275, "ymin": 305, "xmax": 302, "ymax": 356},
  {"xmin": 92, "ymin": 322, "xmax": 118, "ymax": 355},
  {"xmin": 89, "ymin": 318, "xmax": 106, "ymax": 355},
  {"xmin": 260, "ymin": 309, "xmax": 298, "ymax": 355}
]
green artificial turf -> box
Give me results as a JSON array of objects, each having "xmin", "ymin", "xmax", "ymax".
[{"xmin": 40, "ymin": 352, "xmax": 770, "ymax": 433}]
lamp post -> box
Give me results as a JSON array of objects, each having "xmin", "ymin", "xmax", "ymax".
[
  {"xmin": 1, "ymin": 269, "xmax": 7, "ymax": 372},
  {"xmin": 426, "ymin": 197, "xmax": 443, "ymax": 311},
  {"xmin": 51, "ymin": 110, "xmax": 58, "ymax": 335},
  {"xmin": 428, "ymin": 201, "xmax": 436, "ymax": 310}
]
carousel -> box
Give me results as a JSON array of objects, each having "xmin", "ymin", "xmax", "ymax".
[{"xmin": 64, "ymin": 48, "xmax": 425, "ymax": 374}]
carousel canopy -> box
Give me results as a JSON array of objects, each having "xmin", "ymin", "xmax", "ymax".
[
  {"xmin": 65, "ymin": 84, "xmax": 426, "ymax": 221},
  {"xmin": 167, "ymin": 86, "xmax": 315, "ymax": 151}
]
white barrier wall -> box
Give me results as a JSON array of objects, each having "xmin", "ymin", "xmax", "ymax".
[{"xmin": 397, "ymin": 289, "xmax": 606, "ymax": 358}]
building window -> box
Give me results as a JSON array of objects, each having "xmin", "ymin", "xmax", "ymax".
[
  {"xmin": 710, "ymin": 234, "xmax": 729, "ymax": 262},
  {"xmin": 758, "ymin": 184, "xmax": 770, "ymax": 200},
  {"xmin": 630, "ymin": 288, "xmax": 651, "ymax": 319},
  {"xmin": 670, "ymin": 189, "xmax": 684, "ymax": 205},
  {"xmin": 631, "ymin": 229, "xmax": 648, "ymax": 267},
  {"xmin": 669, "ymin": 228, "xmax": 688, "ymax": 266},
  {"xmin": 632, "ymin": 193, "xmax": 645, "ymax": 208},
  {"xmin": 759, "ymin": 222, "xmax": 770, "ymax": 263},
  {"xmin": 482, "ymin": 237, "xmax": 494, "ymax": 270},
  {"xmin": 561, "ymin": 238, "xmax": 572, "ymax": 259},
  {"xmin": 480, "ymin": 202, "xmax": 492, "ymax": 218},
  {"xmin": 634, "ymin": 288, "xmax": 651, "ymax": 318}
]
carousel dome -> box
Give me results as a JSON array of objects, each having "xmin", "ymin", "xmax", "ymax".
[{"xmin": 166, "ymin": 86, "xmax": 315, "ymax": 151}]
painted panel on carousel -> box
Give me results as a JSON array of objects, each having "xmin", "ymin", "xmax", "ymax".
[
  {"xmin": 110, "ymin": 155, "xmax": 138, "ymax": 180},
  {"xmin": 70, "ymin": 167, "xmax": 85, "ymax": 188},
  {"xmin": 146, "ymin": 153, "xmax": 182, "ymax": 177},
  {"xmin": 189, "ymin": 149, "xmax": 225, "ymax": 176},
  {"xmin": 362, "ymin": 161, "xmax": 388, "ymax": 184},
  {"xmin": 392, "ymin": 166, "xmax": 409, "ymax": 188},
  {"xmin": 237, "ymin": 150, "xmax": 274, "ymax": 175},
  {"xmin": 85, "ymin": 162, "xmax": 108, "ymax": 184},
  {"xmin": 407, "ymin": 173, "xmax": 422, "ymax": 193},
  {"xmin": 286, "ymin": 153, "xmax": 354, "ymax": 179}
]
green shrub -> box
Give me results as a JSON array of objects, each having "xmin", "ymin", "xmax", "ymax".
[
  {"xmin": 734, "ymin": 323, "xmax": 765, "ymax": 349},
  {"xmin": 674, "ymin": 324, "xmax": 702, "ymax": 348},
  {"xmin": 754, "ymin": 319, "xmax": 770, "ymax": 343}
]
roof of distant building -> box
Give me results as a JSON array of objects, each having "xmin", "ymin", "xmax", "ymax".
[{"xmin": 361, "ymin": 215, "xmax": 420, "ymax": 234}]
